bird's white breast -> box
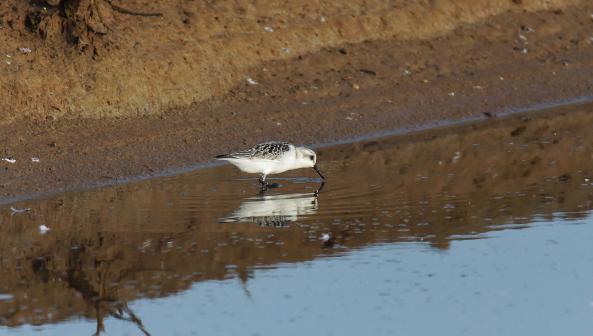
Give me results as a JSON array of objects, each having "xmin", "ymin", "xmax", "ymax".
[{"xmin": 222, "ymin": 146, "xmax": 296, "ymax": 175}]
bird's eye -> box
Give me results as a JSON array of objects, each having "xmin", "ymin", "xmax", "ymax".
[{"xmin": 309, "ymin": 155, "xmax": 315, "ymax": 161}]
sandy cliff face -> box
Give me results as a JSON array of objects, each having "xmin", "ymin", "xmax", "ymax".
[{"xmin": 0, "ymin": 0, "xmax": 585, "ymax": 122}]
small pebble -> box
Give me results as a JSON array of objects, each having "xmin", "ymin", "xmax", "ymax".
[
  {"xmin": 521, "ymin": 25, "xmax": 535, "ymax": 32},
  {"xmin": 246, "ymin": 77, "xmax": 258, "ymax": 85},
  {"xmin": 39, "ymin": 225, "xmax": 51, "ymax": 234}
]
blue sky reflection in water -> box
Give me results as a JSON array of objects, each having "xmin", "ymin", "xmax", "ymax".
[
  {"xmin": 2, "ymin": 106, "xmax": 593, "ymax": 335},
  {"xmin": 114, "ymin": 217, "xmax": 593, "ymax": 336},
  {"xmin": 9, "ymin": 215, "xmax": 593, "ymax": 336}
]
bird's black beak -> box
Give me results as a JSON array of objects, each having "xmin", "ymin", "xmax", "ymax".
[
  {"xmin": 314, "ymin": 181, "xmax": 326, "ymax": 197},
  {"xmin": 313, "ymin": 164, "xmax": 325, "ymax": 180}
]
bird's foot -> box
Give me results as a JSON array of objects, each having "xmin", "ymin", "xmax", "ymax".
[
  {"xmin": 260, "ymin": 182, "xmax": 280, "ymax": 190},
  {"xmin": 259, "ymin": 182, "xmax": 279, "ymax": 194}
]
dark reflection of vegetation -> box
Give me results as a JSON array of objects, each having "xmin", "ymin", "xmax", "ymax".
[
  {"xmin": 30, "ymin": 238, "xmax": 151, "ymax": 336},
  {"xmin": 69, "ymin": 244, "xmax": 150, "ymax": 336},
  {"xmin": 92, "ymin": 303, "xmax": 149, "ymax": 336}
]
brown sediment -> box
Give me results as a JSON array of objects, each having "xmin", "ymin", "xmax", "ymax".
[
  {"xmin": 1, "ymin": 106, "xmax": 592, "ymax": 328},
  {"xmin": 0, "ymin": 0, "xmax": 588, "ymax": 121},
  {"xmin": 1, "ymin": 1, "xmax": 593, "ymax": 202}
]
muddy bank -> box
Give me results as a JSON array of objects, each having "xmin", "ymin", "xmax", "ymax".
[
  {"xmin": 1, "ymin": 3, "xmax": 593, "ymax": 202},
  {"xmin": 0, "ymin": 0, "xmax": 587, "ymax": 121}
]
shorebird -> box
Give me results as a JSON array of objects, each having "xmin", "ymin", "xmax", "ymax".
[{"xmin": 216, "ymin": 141, "xmax": 325, "ymax": 189}]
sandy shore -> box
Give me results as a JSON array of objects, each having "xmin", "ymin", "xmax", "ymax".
[{"xmin": 1, "ymin": 2, "xmax": 593, "ymax": 203}]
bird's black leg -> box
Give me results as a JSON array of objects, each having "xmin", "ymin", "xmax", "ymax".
[
  {"xmin": 258, "ymin": 174, "xmax": 279, "ymax": 192},
  {"xmin": 259, "ymin": 175, "xmax": 268, "ymax": 190}
]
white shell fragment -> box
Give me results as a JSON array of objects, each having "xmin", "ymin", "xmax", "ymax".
[
  {"xmin": 10, "ymin": 206, "xmax": 31, "ymax": 214},
  {"xmin": 39, "ymin": 225, "xmax": 51, "ymax": 234}
]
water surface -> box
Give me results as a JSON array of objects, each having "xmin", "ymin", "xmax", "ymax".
[{"xmin": 2, "ymin": 105, "xmax": 593, "ymax": 335}]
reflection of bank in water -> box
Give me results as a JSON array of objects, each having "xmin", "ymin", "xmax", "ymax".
[
  {"xmin": 219, "ymin": 192, "xmax": 318, "ymax": 227},
  {"xmin": 3, "ymin": 105, "xmax": 593, "ymax": 333}
]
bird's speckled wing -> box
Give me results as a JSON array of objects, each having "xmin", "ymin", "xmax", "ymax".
[{"xmin": 220, "ymin": 142, "xmax": 291, "ymax": 160}]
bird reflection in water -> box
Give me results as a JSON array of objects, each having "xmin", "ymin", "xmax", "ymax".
[{"xmin": 219, "ymin": 183, "xmax": 324, "ymax": 227}]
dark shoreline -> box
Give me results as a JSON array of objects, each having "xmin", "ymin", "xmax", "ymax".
[{"xmin": 3, "ymin": 97, "xmax": 592, "ymax": 207}]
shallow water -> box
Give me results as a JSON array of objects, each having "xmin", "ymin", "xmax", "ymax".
[{"xmin": 2, "ymin": 105, "xmax": 593, "ymax": 335}]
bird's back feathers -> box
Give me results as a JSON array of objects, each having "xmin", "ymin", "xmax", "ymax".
[{"xmin": 216, "ymin": 141, "xmax": 292, "ymax": 161}]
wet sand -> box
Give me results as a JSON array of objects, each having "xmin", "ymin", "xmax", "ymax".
[{"xmin": 1, "ymin": 4, "xmax": 593, "ymax": 203}]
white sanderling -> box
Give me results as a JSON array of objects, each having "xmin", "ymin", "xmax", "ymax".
[{"xmin": 216, "ymin": 141, "xmax": 325, "ymax": 189}]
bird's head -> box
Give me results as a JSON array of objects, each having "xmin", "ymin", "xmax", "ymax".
[
  {"xmin": 295, "ymin": 147, "xmax": 325, "ymax": 180},
  {"xmin": 295, "ymin": 147, "xmax": 317, "ymax": 167}
]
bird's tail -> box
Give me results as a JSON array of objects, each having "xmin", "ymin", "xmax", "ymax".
[{"xmin": 215, "ymin": 154, "xmax": 231, "ymax": 159}]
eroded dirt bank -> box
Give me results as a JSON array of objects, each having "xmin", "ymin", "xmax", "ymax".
[
  {"xmin": 1, "ymin": 1, "xmax": 593, "ymax": 202},
  {"xmin": 1, "ymin": 0, "xmax": 588, "ymax": 121}
]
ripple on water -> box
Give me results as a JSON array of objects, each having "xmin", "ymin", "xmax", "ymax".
[{"xmin": 3, "ymin": 106, "xmax": 593, "ymax": 334}]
